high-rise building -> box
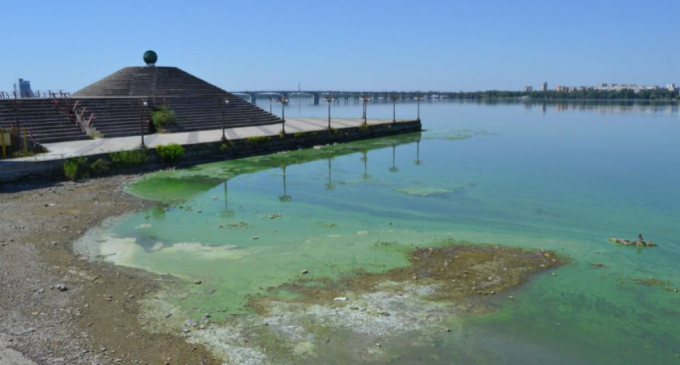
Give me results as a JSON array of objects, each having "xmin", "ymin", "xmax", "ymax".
[
  {"xmin": 525, "ymin": 86, "xmax": 533, "ymax": 92},
  {"xmin": 667, "ymin": 84, "xmax": 676, "ymax": 92},
  {"xmin": 13, "ymin": 78, "xmax": 35, "ymax": 98},
  {"xmin": 540, "ymin": 82, "xmax": 548, "ymax": 92}
]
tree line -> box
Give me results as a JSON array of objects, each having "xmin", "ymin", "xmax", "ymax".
[{"xmin": 434, "ymin": 89, "xmax": 680, "ymax": 100}]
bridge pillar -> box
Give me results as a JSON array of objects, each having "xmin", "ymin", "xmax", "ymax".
[
  {"xmin": 248, "ymin": 93, "xmax": 257, "ymax": 104},
  {"xmin": 312, "ymin": 93, "xmax": 320, "ymax": 105}
]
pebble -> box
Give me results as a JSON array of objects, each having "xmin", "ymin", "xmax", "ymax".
[
  {"xmin": 300, "ymin": 269, "xmax": 309, "ymax": 274},
  {"xmin": 334, "ymin": 297, "xmax": 347, "ymax": 302},
  {"xmin": 56, "ymin": 284, "xmax": 68, "ymax": 292}
]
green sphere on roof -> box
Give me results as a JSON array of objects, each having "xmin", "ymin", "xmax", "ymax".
[{"xmin": 143, "ymin": 50, "xmax": 158, "ymax": 66}]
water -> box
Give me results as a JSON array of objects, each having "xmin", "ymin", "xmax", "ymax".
[{"xmin": 79, "ymin": 99, "xmax": 680, "ymax": 364}]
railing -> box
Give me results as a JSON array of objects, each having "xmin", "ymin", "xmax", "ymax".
[
  {"xmin": 0, "ymin": 91, "xmax": 71, "ymax": 99},
  {"xmin": 0, "ymin": 127, "xmax": 36, "ymax": 158}
]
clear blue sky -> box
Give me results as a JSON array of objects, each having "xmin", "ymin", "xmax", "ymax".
[{"xmin": 2, "ymin": 0, "xmax": 678, "ymax": 92}]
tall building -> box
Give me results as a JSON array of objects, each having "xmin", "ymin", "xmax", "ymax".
[
  {"xmin": 13, "ymin": 78, "xmax": 35, "ymax": 98},
  {"xmin": 540, "ymin": 82, "xmax": 548, "ymax": 92},
  {"xmin": 525, "ymin": 86, "xmax": 533, "ymax": 92},
  {"xmin": 667, "ymin": 84, "xmax": 676, "ymax": 92}
]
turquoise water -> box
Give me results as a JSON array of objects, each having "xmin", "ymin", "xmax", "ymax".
[{"xmin": 86, "ymin": 99, "xmax": 680, "ymax": 364}]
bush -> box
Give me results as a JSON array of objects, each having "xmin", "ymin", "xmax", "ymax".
[
  {"xmin": 155, "ymin": 143, "xmax": 185, "ymax": 163},
  {"xmin": 109, "ymin": 148, "xmax": 148, "ymax": 167},
  {"xmin": 150, "ymin": 105, "xmax": 177, "ymax": 132},
  {"xmin": 246, "ymin": 136, "xmax": 271, "ymax": 144},
  {"xmin": 294, "ymin": 131, "xmax": 305, "ymax": 138},
  {"xmin": 88, "ymin": 158, "xmax": 110, "ymax": 175},
  {"xmin": 63, "ymin": 158, "xmax": 84, "ymax": 180},
  {"xmin": 63, "ymin": 157, "xmax": 110, "ymax": 181}
]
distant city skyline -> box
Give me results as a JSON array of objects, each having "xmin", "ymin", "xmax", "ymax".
[{"xmin": 2, "ymin": 0, "xmax": 678, "ymax": 92}]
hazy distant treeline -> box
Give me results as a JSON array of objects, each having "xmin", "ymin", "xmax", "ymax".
[{"xmin": 442, "ymin": 89, "xmax": 680, "ymax": 100}]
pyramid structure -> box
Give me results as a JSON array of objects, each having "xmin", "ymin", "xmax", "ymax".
[{"xmin": 0, "ymin": 64, "xmax": 282, "ymax": 144}]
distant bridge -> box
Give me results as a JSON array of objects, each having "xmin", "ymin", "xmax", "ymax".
[{"xmin": 230, "ymin": 91, "xmax": 454, "ymax": 104}]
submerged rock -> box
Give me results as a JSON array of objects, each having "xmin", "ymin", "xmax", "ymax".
[{"xmin": 609, "ymin": 237, "xmax": 657, "ymax": 247}]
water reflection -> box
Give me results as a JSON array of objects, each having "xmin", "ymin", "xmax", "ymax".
[{"xmin": 279, "ymin": 165, "xmax": 292, "ymax": 202}]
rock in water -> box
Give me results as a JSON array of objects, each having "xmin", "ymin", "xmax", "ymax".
[{"xmin": 609, "ymin": 238, "xmax": 657, "ymax": 247}]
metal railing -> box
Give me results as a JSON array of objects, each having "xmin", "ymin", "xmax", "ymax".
[{"xmin": 0, "ymin": 91, "xmax": 71, "ymax": 99}]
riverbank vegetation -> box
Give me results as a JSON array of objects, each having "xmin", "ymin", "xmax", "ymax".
[{"xmin": 439, "ymin": 89, "xmax": 679, "ymax": 100}]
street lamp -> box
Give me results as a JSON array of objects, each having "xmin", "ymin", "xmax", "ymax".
[
  {"xmin": 390, "ymin": 95, "xmax": 400, "ymax": 123},
  {"xmin": 359, "ymin": 95, "xmax": 371, "ymax": 126},
  {"xmin": 139, "ymin": 99, "xmax": 148, "ymax": 148},
  {"xmin": 324, "ymin": 92, "xmax": 336, "ymax": 131},
  {"xmin": 277, "ymin": 96, "xmax": 289, "ymax": 135},
  {"xmin": 218, "ymin": 97, "xmax": 230, "ymax": 141},
  {"xmin": 414, "ymin": 93, "xmax": 424, "ymax": 121}
]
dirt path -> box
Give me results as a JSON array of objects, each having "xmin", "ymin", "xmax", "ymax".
[{"xmin": 0, "ymin": 176, "xmax": 219, "ymax": 364}]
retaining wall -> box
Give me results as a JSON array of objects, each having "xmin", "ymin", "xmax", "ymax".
[{"xmin": 0, "ymin": 120, "xmax": 421, "ymax": 184}]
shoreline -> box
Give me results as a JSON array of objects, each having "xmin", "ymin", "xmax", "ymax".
[{"xmin": 0, "ymin": 170, "xmax": 568, "ymax": 364}]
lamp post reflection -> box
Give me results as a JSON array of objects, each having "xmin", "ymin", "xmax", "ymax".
[
  {"xmin": 389, "ymin": 145, "xmax": 399, "ymax": 172},
  {"xmin": 221, "ymin": 179, "xmax": 234, "ymax": 217},
  {"xmin": 325, "ymin": 157, "xmax": 336, "ymax": 190},
  {"xmin": 413, "ymin": 136, "xmax": 423, "ymax": 165},
  {"xmin": 279, "ymin": 165, "xmax": 292, "ymax": 202},
  {"xmin": 360, "ymin": 150, "xmax": 371, "ymax": 181}
]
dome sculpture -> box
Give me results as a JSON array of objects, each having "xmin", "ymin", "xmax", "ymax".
[{"xmin": 143, "ymin": 50, "xmax": 158, "ymax": 66}]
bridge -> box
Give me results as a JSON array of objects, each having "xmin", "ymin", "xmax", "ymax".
[{"xmin": 231, "ymin": 91, "xmax": 454, "ymax": 104}]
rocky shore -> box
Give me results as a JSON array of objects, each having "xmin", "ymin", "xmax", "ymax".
[{"xmin": 0, "ymin": 176, "xmax": 220, "ymax": 364}]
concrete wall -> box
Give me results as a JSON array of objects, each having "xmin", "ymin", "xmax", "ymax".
[{"xmin": 0, "ymin": 121, "xmax": 421, "ymax": 184}]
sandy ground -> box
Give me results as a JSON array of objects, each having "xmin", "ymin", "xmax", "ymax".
[{"xmin": 0, "ymin": 176, "xmax": 219, "ymax": 364}]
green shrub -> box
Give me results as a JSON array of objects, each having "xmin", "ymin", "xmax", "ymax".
[
  {"xmin": 294, "ymin": 131, "xmax": 305, "ymax": 138},
  {"xmin": 63, "ymin": 157, "xmax": 89, "ymax": 180},
  {"xmin": 156, "ymin": 143, "xmax": 185, "ymax": 163},
  {"xmin": 278, "ymin": 131, "xmax": 285, "ymax": 139},
  {"xmin": 150, "ymin": 105, "xmax": 177, "ymax": 132},
  {"xmin": 359, "ymin": 124, "xmax": 371, "ymax": 132},
  {"xmin": 109, "ymin": 148, "xmax": 148, "ymax": 167},
  {"xmin": 63, "ymin": 157, "xmax": 110, "ymax": 181},
  {"xmin": 88, "ymin": 159, "xmax": 110, "ymax": 175},
  {"xmin": 246, "ymin": 136, "xmax": 271, "ymax": 144}
]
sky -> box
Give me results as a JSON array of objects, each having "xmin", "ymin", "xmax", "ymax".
[{"xmin": 2, "ymin": 0, "xmax": 678, "ymax": 92}]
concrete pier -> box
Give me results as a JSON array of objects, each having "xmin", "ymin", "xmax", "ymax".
[{"xmin": 0, "ymin": 118, "xmax": 421, "ymax": 183}]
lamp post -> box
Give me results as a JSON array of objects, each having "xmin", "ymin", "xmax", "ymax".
[
  {"xmin": 324, "ymin": 92, "xmax": 336, "ymax": 131},
  {"xmin": 139, "ymin": 99, "xmax": 148, "ymax": 148},
  {"xmin": 277, "ymin": 96, "xmax": 289, "ymax": 135},
  {"xmin": 359, "ymin": 95, "xmax": 371, "ymax": 126},
  {"xmin": 218, "ymin": 97, "xmax": 230, "ymax": 141},
  {"xmin": 414, "ymin": 93, "xmax": 424, "ymax": 121},
  {"xmin": 390, "ymin": 95, "xmax": 400, "ymax": 123}
]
